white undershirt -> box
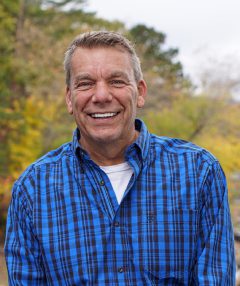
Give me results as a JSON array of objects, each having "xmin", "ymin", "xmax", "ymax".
[{"xmin": 100, "ymin": 162, "xmax": 133, "ymax": 204}]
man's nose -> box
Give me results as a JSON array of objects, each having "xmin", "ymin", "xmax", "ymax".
[{"xmin": 92, "ymin": 82, "xmax": 112, "ymax": 103}]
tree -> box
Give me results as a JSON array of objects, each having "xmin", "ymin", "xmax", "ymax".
[
  {"xmin": 129, "ymin": 24, "xmax": 191, "ymax": 111},
  {"xmin": 196, "ymin": 55, "xmax": 240, "ymax": 101},
  {"xmin": 0, "ymin": 0, "xmax": 24, "ymax": 175}
]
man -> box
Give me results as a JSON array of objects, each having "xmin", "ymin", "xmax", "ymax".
[{"xmin": 5, "ymin": 31, "xmax": 235, "ymax": 285}]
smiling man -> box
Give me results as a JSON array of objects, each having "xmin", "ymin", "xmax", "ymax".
[
  {"xmin": 5, "ymin": 31, "xmax": 235, "ymax": 285},
  {"xmin": 65, "ymin": 45, "xmax": 146, "ymax": 165}
]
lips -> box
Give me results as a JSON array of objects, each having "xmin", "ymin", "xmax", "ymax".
[{"xmin": 89, "ymin": 112, "xmax": 119, "ymax": 118}]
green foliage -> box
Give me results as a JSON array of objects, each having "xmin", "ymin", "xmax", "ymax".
[
  {"xmin": 7, "ymin": 97, "xmax": 46, "ymax": 177},
  {"xmin": 143, "ymin": 95, "xmax": 219, "ymax": 140},
  {"xmin": 130, "ymin": 24, "xmax": 181, "ymax": 77},
  {"xmin": 129, "ymin": 24, "xmax": 192, "ymax": 111}
]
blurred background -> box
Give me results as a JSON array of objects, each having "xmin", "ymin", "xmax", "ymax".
[{"xmin": 0, "ymin": 0, "xmax": 239, "ymax": 284}]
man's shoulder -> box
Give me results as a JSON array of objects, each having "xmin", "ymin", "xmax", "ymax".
[
  {"xmin": 16, "ymin": 141, "xmax": 73, "ymax": 184},
  {"xmin": 35, "ymin": 141, "xmax": 72, "ymax": 166},
  {"xmin": 150, "ymin": 133, "xmax": 216, "ymax": 162}
]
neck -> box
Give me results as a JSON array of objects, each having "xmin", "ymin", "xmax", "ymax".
[{"xmin": 80, "ymin": 130, "xmax": 139, "ymax": 166}]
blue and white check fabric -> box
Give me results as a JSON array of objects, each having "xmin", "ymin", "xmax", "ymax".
[{"xmin": 5, "ymin": 119, "xmax": 235, "ymax": 285}]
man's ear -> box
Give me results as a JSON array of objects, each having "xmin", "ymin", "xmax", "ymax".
[
  {"xmin": 137, "ymin": 80, "xmax": 147, "ymax": 108},
  {"xmin": 65, "ymin": 86, "xmax": 73, "ymax": 114}
]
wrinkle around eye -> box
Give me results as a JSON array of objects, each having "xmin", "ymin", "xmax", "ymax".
[
  {"xmin": 75, "ymin": 82, "xmax": 95, "ymax": 91},
  {"xmin": 110, "ymin": 80, "xmax": 128, "ymax": 88}
]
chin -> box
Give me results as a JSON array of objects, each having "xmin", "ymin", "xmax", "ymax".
[
  {"xmin": 90, "ymin": 128, "xmax": 121, "ymax": 141},
  {"xmin": 94, "ymin": 134, "xmax": 120, "ymax": 144}
]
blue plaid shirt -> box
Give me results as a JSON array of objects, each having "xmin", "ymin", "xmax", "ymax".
[{"xmin": 5, "ymin": 119, "xmax": 235, "ymax": 285}]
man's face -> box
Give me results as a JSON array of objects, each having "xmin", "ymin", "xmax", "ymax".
[{"xmin": 66, "ymin": 47, "xmax": 146, "ymax": 151}]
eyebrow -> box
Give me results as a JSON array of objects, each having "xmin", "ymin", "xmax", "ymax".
[
  {"xmin": 73, "ymin": 71, "xmax": 130, "ymax": 84},
  {"xmin": 74, "ymin": 74, "xmax": 92, "ymax": 83},
  {"xmin": 108, "ymin": 71, "xmax": 130, "ymax": 81}
]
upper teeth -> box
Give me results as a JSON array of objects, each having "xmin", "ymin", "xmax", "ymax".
[{"xmin": 91, "ymin": 113, "xmax": 117, "ymax": 118}]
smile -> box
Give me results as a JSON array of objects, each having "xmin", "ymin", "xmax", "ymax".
[{"xmin": 90, "ymin": 112, "xmax": 118, "ymax": 118}]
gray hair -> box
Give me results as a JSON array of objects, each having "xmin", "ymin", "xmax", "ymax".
[{"xmin": 64, "ymin": 31, "xmax": 143, "ymax": 86}]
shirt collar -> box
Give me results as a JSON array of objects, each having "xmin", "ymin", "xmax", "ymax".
[
  {"xmin": 72, "ymin": 128, "xmax": 87, "ymax": 159},
  {"xmin": 130, "ymin": 119, "xmax": 150, "ymax": 162},
  {"xmin": 71, "ymin": 118, "xmax": 150, "ymax": 162}
]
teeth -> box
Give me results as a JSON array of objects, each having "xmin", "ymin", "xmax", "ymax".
[{"xmin": 91, "ymin": 112, "xmax": 117, "ymax": 118}]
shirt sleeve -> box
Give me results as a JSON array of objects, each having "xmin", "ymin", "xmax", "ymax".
[
  {"xmin": 193, "ymin": 161, "xmax": 236, "ymax": 285},
  {"xmin": 4, "ymin": 183, "xmax": 47, "ymax": 285}
]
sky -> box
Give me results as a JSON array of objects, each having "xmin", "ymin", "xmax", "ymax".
[{"xmin": 85, "ymin": 0, "xmax": 240, "ymax": 88}]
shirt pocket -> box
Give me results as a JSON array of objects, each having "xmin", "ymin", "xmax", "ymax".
[
  {"xmin": 130, "ymin": 208, "xmax": 199, "ymax": 284},
  {"xmin": 143, "ymin": 268, "xmax": 189, "ymax": 285}
]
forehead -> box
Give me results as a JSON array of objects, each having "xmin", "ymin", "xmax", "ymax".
[{"xmin": 71, "ymin": 47, "xmax": 132, "ymax": 69}]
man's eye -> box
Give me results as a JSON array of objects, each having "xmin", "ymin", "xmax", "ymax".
[
  {"xmin": 76, "ymin": 82, "xmax": 93, "ymax": 90},
  {"xmin": 111, "ymin": 80, "xmax": 126, "ymax": 87}
]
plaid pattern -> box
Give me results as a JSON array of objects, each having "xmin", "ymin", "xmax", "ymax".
[{"xmin": 5, "ymin": 119, "xmax": 235, "ymax": 285}]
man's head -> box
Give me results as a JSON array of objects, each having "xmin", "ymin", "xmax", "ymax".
[
  {"xmin": 64, "ymin": 31, "xmax": 143, "ymax": 86},
  {"xmin": 64, "ymin": 31, "xmax": 147, "ymax": 165}
]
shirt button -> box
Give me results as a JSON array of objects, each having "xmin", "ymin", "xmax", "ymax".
[
  {"xmin": 114, "ymin": 221, "xmax": 120, "ymax": 227},
  {"xmin": 99, "ymin": 180, "xmax": 105, "ymax": 186},
  {"xmin": 118, "ymin": 267, "xmax": 124, "ymax": 273}
]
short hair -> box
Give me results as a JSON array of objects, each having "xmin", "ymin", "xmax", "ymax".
[{"xmin": 64, "ymin": 31, "xmax": 143, "ymax": 86}]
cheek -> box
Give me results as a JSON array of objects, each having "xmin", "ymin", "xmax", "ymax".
[
  {"xmin": 120, "ymin": 89, "xmax": 138, "ymax": 106},
  {"xmin": 72, "ymin": 94, "xmax": 86, "ymax": 111}
]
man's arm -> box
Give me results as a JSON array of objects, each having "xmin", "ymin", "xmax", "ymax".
[
  {"xmin": 4, "ymin": 183, "xmax": 47, "ymax": 285},
  {"xmin": 193, "ymin": 161, "xmax": 236, "ymax": 285}
]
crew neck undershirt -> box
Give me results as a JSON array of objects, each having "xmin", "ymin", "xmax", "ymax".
[{"xmin": 100, "ymin": 162, "xmax": 133, "ymax": 204}]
